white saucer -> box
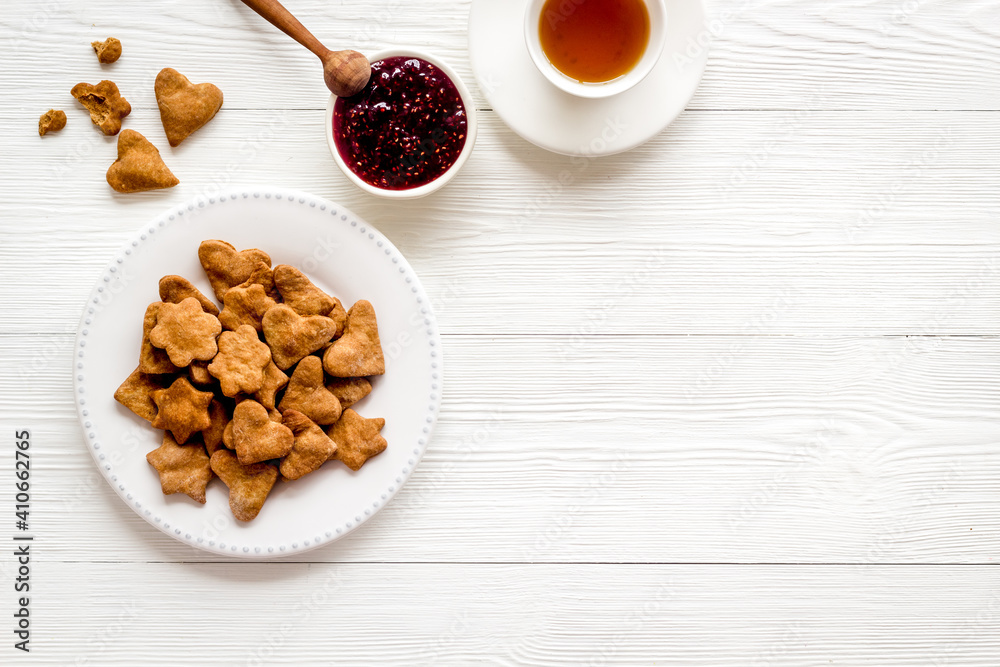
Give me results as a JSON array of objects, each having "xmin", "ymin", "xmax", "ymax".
[{"xmin": 469, "ymin": 0, "xmax": 709, "ymax": 157}]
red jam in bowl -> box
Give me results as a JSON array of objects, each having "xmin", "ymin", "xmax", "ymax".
[{"xmin": 333, "ymin": 56, "xmax": 469, "ymax": 191}]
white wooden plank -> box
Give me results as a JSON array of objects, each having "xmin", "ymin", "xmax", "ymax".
[
  {"xmin": 3, "ymin": 563, "xmax": 998, "ymax": 666},
  {"xmin": 2, "ymin": 0, "xmax": 999, "ymax": 111},
  {"xmin": 3, "ymin": 334, "xmax": 997, "ymax": 563},
  {"xmin": 2, "ymin": 110, "xmax": 999, "ymax": 335}
]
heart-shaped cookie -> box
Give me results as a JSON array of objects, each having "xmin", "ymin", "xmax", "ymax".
[
  {"xmin": 218, "ymin": 283, "xmax": 277, "ymax": 332},
  {"xmin": 262, "ymin": 304, "xmax": 339, "ymax": 370},
  {"xmin": 231, "ymin": 400, "xmax": 294, "ymax": 465},
  {"xmin": 106, "ymin": 129, "xmax": 179, "ymax": 193},
  {"xmin": 273, "ymin": 265, "xmax": 339, "ymax": 317},
  {"xmin": 278, "ymin": 356, "xmax": 342, "ymax": 425},
  {"xmin": 159, "ymin": 275, "xmax": 219, "ymax": 316},
  {"xmin": 322, "ymin": 300, "xmax": 385, "ymax": 377},
  {"xmin": 280, "ymin": 410, "xmax": 337, "ymax": 480},
  {"xmin": 210, "ymin": 450, "xmax": 278, "ymax": 522},
  {"xmin": 155, "ymin": 68, "xmax": 224, "ymax": 147},
  {"xmin": 198, "ymin": 240, "xmax": 272, "ymax": 302}
]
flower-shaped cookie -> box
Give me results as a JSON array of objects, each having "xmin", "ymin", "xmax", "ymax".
[
  {"xmin": 149, "ymin": 297, "xmax": 222, "ymax": 367},
  {"xmin": 208, "ymin": 325, "xmax": 271, "ymax": 397}
]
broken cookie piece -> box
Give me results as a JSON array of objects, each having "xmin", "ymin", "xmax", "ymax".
[
  {"xmin": 38, "ymin": 109, "xmax": 66, "ymax": 136},
  {"xmin": 71, "ymin": 80, "xmax": 131, "ymax": 135},
  {"xmin": 91, "ymin": 37, "xmax": 122, "ymax": 64}
]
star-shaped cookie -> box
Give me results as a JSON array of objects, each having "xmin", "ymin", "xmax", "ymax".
[
  {"xmin": 150, "ymin": 377, "xmax": 215, "ymax": 443},
  {"xmin": 146, "ymin": 431, "xmax": 213, "ymax": 503}
]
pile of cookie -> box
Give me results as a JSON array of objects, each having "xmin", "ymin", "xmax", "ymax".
[
  {"xmin": 39, "ymin": 37, "xmax": 223, "ymax": 193},
  {"xmin": 114, "ymin": 240, "xmax": 388, "ymax": 521}
]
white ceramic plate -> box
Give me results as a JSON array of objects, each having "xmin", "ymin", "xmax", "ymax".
[
  {"xmin": 73, "ymin": 188, "xmax": 442, "ymax": 559},
  {"xmin": 469, "ymin": 0, "xmax": 709, "ymax": 156}
]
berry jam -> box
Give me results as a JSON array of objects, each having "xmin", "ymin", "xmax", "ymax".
[{"xmin": 333, "ymin": 56, "xmax": 468, "ymax": 191}]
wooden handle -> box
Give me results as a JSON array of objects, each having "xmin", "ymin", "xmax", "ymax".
[{"xmin": 240, "ymin": 0, "xmax": 329, "ymax": 59}]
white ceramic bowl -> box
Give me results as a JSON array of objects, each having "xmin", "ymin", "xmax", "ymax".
[
  {"xmin": 524, "ymin": 0, "xmax": 667, "ymax": 99},
  {"xmin": 325, "ymin": 48, "xmax": 478, "ymax": 199}
]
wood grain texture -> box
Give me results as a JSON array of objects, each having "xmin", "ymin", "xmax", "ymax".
[
  {"xmin": 1, "ymin": 0, "xmax": 998, "ymax": 111},
  {"xmin": 1, "ymin": 0, "xmax": 998, "ymax": 664},
  {"xmin": 2, "ymin": 110, "xmax": 999, "ymax": 335},
  {"xmin": 2, "ymin": 334, "xmax": 997, "ymax": 563},
  {"xmin": 1, "ymin": 563, "xmax": 998, "ymax": 666}
]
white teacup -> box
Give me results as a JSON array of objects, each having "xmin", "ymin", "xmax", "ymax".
[{"xmin": 524, "ymin": 0, "xmax": 667, "ymax": 99}]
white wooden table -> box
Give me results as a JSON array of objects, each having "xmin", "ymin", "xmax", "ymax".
[{"xmin": 2, "ymin": 0, "xmax": 999, "ymax": 664}]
